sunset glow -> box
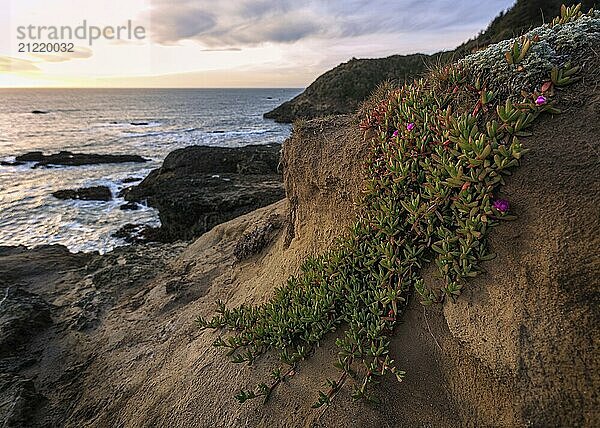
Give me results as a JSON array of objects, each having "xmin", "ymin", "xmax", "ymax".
[{"xmin": 1, "ymin": 0, "xmax": 515, "ymax": 88}]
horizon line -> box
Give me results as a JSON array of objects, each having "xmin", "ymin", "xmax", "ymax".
[{"xmin": 0, "ymin": 86, "xmax": 306, "ymax": 90}]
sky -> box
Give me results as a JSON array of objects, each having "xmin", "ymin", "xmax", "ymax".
[{"xmin": 0, "ymin": 0, "xmax": 515, "ymax": 88}]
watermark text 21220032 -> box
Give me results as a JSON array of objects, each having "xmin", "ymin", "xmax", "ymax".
[{"xmin": 16, "ymin": 20, "xmax": 146, "ymax": 52}]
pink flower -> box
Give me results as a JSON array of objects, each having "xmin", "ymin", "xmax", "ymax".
[
  {"xmin": 493, "ymin": 199, "xmax": 510, "ymax": 213},
  {"xmin": 392, "ymin": 130, "xmax": 399, "ymax": 137},
  {"xmin": 406, "ymin": 122, "xmax": 415, "ymax": 131},
  {"xmin": 535, "ymin": 95, "xmax": 547, "ymax": 106}
]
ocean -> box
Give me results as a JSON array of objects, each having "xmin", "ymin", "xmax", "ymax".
[{"xmin": 0, "ymin": 88, "xmax": 299, "ymax": 253}]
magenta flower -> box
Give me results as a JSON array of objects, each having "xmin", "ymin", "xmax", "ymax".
[
  {"xmin": 392, "ymin": 130, "xmax": 399, "ymax": 137},
  {"xmin": 493, "ymin": 199, "xmax": 510, "ymax": 213},
  {"xmin": 535, "ymin": 95, "xmax": 547, "ymax": 106},
  {"xmin": 406, "ymin": 122, "xmax": 415, "ymax": 131}
]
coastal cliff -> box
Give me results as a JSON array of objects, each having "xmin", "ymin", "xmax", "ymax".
[
  {"xmin": 264, "ymin": 0, "xmax": 598, "ymax": 123},
  {"xmin": 1, "ymin": 9, "xmax": 599, "ymax": 428}
]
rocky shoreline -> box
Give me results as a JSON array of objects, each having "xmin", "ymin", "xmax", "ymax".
[
  {"xmin": 0, "ymin": 137, "xmax": 287, "ymax": 426},
  {"xmin": 3, "ymin": 144, "xmax": 286, "ymax": 245},
  {"xmin": 0, "ymin": 141, "xmax": 287, "ymax": 426}
]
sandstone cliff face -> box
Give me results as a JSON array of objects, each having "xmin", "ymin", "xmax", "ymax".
[
  {"xmin": 281, "ymin": 115, "xmax": 367, "ymax": 252},
  {"xmin": 416, "ymin": 76, "xmax": 600, "ymax": 426}
]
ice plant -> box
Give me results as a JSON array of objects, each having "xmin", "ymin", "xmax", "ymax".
[
  {"xmin": 493, "ymin": 199, "xmax": 510, "ymax": 213},
  {"xmin": 198, "ymin": 5, "xmax": 595, "ymax": 410}
]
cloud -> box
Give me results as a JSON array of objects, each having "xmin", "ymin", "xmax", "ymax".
[
  {"xmin": 147, "ymin": 0, "xmax": 513, "ymax": 48},
  {"xmin": 0, "ymin": 56, "xmax": 40, "ymax": 72},
  {"xmin": 149, "ymin": 0, "xmax": 324, "ymax": 45},
  {"xmin": 0, "ymin": 47, "xmax": 92, "ymax": 74},
  {"xmin": 30, "ymin": 46, "xmax": 93, "ymax": 63},
  {"xmin": 200, "ymin": 47, "xmax": 242, "ymax": 52}
]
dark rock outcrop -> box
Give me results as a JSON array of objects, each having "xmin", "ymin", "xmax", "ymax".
[
  {"xmin": 52, "ymin": 186, "xmax": 112, "ymax": 202},
  {"xmin": 0, "ymin": 161, "xmax": 25, "ymax": 166},
  {"xmin": 113, "ymin": 223, "xmax": 148, "ymax": 243},
  {"xmin": 121, "ymin": 177, "xmax": 142, "ymax": 184},
  {"xmin": 15, "ymin": 151, "xmax": 147, "ymax": 168},
  {"xmin": 31, "ymin": 110, "xmax": 48, "ymax": 114},
  {"xmin": 233, "ymin": 213, "xmax": 282, "ymax": 261},
  {"xmin": 0, "ymin": 373, "xmax": 46, "ymax": 427},
  {"xmin": 121, "ymin": 144, "xmax": 285, "ymax": 242},
  {"xmin": 119, "ymin": 201, "xmax": 140, "ymax": 211},
  {"xmin": 14, "ymin": 151, "xmax": 45, "ymax": 162},
  {"xmin": 264, "ymin": 54, "xmax": 429, "ymax": 123}
]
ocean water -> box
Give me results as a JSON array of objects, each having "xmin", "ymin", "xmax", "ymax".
[{"xmin": 0, "ymin": 88, "xmax": 299, "ymax": 253}]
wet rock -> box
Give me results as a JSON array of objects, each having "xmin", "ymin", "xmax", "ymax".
[
  {"xmin": 15, "ymin": 151, "xmax": 44, "ymax": 162},
  {"xmin": 121, "ymin": 177, "xmax": 142, "ymax": 184},
  {"xmin": 0, "ymin": 161, "xmax": 24, "ymax": 167},
  {"xmin": 15, "ymin": 151, "xmax": 147, "ymax": 168},
  {"xmin": 112, "ymin": 223, "xmax": 150, "ymax": 243},
  {"xmin": 122, "ymin": 144, "xmax": 285, "ymax": 242},
  {"xmin": 119, "ymin": 201, "xmax": 140, "ymax": 211},
  {"xmin": 52, "ymin": 186, "xmax": 112, "ymax": 202}
]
